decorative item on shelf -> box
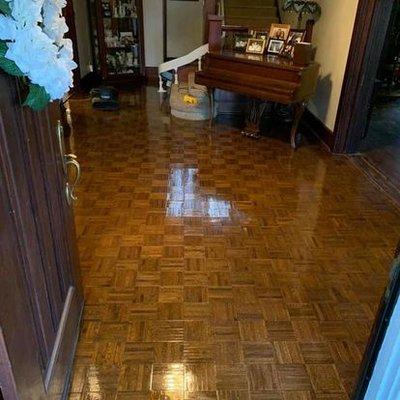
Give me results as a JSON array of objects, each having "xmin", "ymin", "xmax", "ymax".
[
  {"xmin": 102, "ymin": 0, "xmax": 112, "ymax": 17},
  {"xmin": 269, "ymin": 23, "xmax": 291, "ymax": 41},
  {"xmin": 120, "ymin": 31, "xmax": 134, "ymax": 46},
  {"xmin": 246, "ymin": 38, "xmax": 266, "ymax": 55},
  {"xmin": 280, "ymin": 29, "xmax": 306, "ymax": 59},
  {"xmin": 234, "ymin": 34, "xmax": 252, "ymax": 52},
  {"xmin": 282, "ymin": 0, "xmax": 321, "ymax": 29},
  {"xmin": 267, "ymin": 39, "xmax": 285, "ymax": 55},
  {"xmin": 0, "ymin": 0, "xmax": 77, "ymax": 111}
]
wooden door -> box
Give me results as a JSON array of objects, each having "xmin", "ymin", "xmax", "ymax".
[{"xmin": 0, "ymin": 71, "xmax": 83, "ymax": 399}]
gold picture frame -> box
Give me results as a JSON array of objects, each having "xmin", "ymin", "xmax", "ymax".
[
  {"xmin": 245, "ymin": 38, "xmax": 266, "ymax": 54},
  {"xmin": 269, "ymin": 23, "xmax": 291, "ymax": 41}
]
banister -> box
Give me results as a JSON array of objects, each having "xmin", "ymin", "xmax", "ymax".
[
  {"xmin": 158, "ymin": 44, "xmax": 210, "ymax": 75},
  {"xmin": 158, "ymin": 43, "xmax": 210, "ymax": 93}
]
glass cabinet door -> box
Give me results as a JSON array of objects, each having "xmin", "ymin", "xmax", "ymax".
[{"xmin": 96, "ymin": 0, "xmax": 143, "ymax": 79}]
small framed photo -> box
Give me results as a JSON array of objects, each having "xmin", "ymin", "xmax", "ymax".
[
  {"xmin": 267, "ymin": 38, "xmax": 285, "ymax": 55},
  {"xmin": 280, "ymin": 29, "xmax": 306, "ymax": 59},
  {"xmin": 234, "ymin": 34, "xmax": 251, "ymax": 52},
  {"xmin": 246, "ymin": 38, "xmax": 266, "ymax": 54},
  {"xmin": 280, "ymin": 42, "xmax": 295, "ymax": 59},
  {"xmin": 269, "ymin": 23, "xmax": 291, "ymax": 41},
  {"xmin": 287, "ymin": 29, "xmax": 306, "ymax": 45}
]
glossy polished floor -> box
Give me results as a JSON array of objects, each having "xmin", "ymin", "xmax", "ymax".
[
  {"xmin": 359, "ymin": 96, "xmax": 400, "ymax": 190},
  {"xmin": 68, "ymin": 87, "xmax": 400, "ymax": 400}
]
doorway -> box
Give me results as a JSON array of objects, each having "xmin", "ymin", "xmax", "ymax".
[
  {"xmin": 358, "ymin": 1, "xmax": 400, "ymax": 188},
  {"xmin": 332, "ymin": 0, "xmax": 400, "ymax": 195}
]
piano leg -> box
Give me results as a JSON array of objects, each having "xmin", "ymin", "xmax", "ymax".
[
  {"xmin": 242, "ymin": 99, "xmax": 268, "ymax": 139},
  {"xmin": 208, "ymin": 87, "xmax": 215, "ymax": 129},
  {"xmin": 290, "ymin": 102, "xmax": 306, "ymax": 149}
]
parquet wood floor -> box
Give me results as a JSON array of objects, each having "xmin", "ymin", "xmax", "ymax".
[{"xmin": 68, "ymin": 87, "xmax": 400, "ymax": 400}]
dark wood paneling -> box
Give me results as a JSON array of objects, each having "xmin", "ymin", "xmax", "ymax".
[
  {"xmin": 0, "ymin": 70, "xmax": 83, "ymax": 399},
  {"xmin": 145, "ymin": 67, "xmax": 159, "ymax": 86},
  {"xmin": 0, "ymin": 73, "xmax": 57, "ymax": 365}
]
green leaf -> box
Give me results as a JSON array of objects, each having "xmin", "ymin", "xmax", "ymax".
[
  {"xmin": 23, "ymin": 84, "xmax": 50, "ymax": 111},
  {"xmin": 0, "ymin": 40, "xmax": 8, "ymax": 56},
  {"xmin": 0, "ymin": 0, "xmax": 11, "ymax": 15},
  {"xmin": 0, "ymin": 41, "xmax": 24, "ymax": 77}
]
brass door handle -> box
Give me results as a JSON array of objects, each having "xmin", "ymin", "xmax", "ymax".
[
  {"xmin": 65, "ymin": 155, "xmax": 81, "ymax": 204},
  {"xmin": 56, "ymin": 120, "xmax": 67, "ymax": 174},
  {"xmin": 56, "ymin": 120, "xmax": 82, "ymax": 205}
]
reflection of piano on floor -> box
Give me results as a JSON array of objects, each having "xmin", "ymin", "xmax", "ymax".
[{"xmin": 196, "ymin": 16, "xmax": 320, "ymax": 148}]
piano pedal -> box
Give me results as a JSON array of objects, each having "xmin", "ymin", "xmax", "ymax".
[{"xmin": 241, "ymin": 130, "xmax": 261, "ymax": 139}]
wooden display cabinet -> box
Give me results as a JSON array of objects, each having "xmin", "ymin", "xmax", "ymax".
[{"xmin": 94, "ymin": 0, "xmax": 145, "ymax": 83}]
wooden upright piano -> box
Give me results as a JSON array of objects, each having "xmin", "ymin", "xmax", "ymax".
[{"xmin": 195, "ymin": 50, "xmax": 320, "ymax": 148}]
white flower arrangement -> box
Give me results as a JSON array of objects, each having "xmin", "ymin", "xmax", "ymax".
[{"xmin": 0, "ymin": 0, "xmax": 77, "ymax": 110}]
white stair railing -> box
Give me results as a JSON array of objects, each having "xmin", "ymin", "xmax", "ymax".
[{"xmin": 158, "ymin": 43, "xmax": 210, "ymax": 93}]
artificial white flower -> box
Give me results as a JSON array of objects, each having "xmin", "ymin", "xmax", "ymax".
[
  {"xmin": 11, "ymin": 0, "xmax": 44, "ymax": 25},
  {"xmin": 6, "ymin": 25, "xmax": 57, "ymax": 73},
  {"xmin": 0, "ymin": 15, "xmax": 17, "ymax": 41},
  {"xmin": 44, "ymin": 15, "xmax": 69, "ymax": 43},
  {"xmin": 1, "ymin": 0, "xmax": 76, "ymax": 101}
]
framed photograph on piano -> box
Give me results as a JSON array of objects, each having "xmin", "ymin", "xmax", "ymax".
[
  {"xmin": 269, "ymin": 23, "xmax": 291, "ymax": 41},
  {"xmin": 287, "ymin": 29, "xmax": 306, "ymax": 45},
  {"xmin": 246, "ymin": 38, "xmax": 266, "ymax": 55},
  {"xmin": 267, "ymin": 38, "xmax": 285, "ymax": 55},
  {"xmin": 234, "ymin": 34, "xmax": 252, "ymax": 52},
  {"xmin": 280, "ymin": 29, "xmax": 306, "ymax": 59}
]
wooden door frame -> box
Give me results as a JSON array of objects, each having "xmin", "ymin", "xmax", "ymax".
[
  {"xmin": 64, "ymin": 0, "xmax": 82, "ymax": 87},
  {"xmin": 333, "ymin": 0, "xmax": 395, "ymax": 153}
]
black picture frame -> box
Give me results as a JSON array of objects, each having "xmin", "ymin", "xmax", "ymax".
[{"xmin": 267, "ymin": 38, "xmax": 285, "ymax": 55}]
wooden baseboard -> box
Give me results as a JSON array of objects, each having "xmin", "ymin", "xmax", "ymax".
[
  {"xmin": 145, "ymin": 67, "xmax": 158, "ymax": 86},
  {"xmin": 349, "ymin": 155, "xmax": 400, "ymax": 209},
  {"xmin": 302, "ymin": 109, "xmax": 336, "ymax": 151}
]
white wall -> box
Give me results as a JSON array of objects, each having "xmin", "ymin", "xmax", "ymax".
[
  {"xmin": 143, "ymin": 0, "xmax": 164, "ymax": 67},
  {"xmin": 143, "ymin": 0, "xmax": 203, "ymax": 66},
  {"xmin": 308, "ymin": 0, "xmax": 360, "ymax": 131},
  {"xmin": 72, "ymin": 0, "xmax": 93, "ymax": 77},
  {"xmin": 166, "ymin": 0, "xmax": 203, "ymax": 58}
]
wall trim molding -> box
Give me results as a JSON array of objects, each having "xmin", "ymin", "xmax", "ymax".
[
  {"xmin": 302, "ymin": 109, "xmax": 335, "ymax": 151},
  {"xmin": 349, "ymin": 156, "xmax": 400, "ymax": 210}
]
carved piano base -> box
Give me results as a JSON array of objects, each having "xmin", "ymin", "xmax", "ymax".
[
  {"xmin": 290, "ymin": 102, "xmax": 306, "ymax": 149},
  {"xmin": 241, "ymin": 99, "xmax": 268, "ymax": 139},
  {"xmin": 208, "ymin": 93, "xmax": 307, "ymax": 147}
]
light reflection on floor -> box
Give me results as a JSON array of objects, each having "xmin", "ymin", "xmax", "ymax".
[{"xmin": 166, "ymin": 167, "xmax": 232, "ymax": 219}]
